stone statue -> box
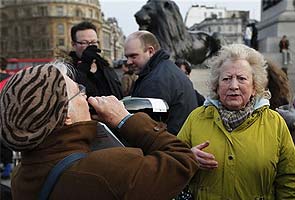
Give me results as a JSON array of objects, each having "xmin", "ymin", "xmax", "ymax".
[{"xmin": 135, "ymin": 0, "xmax": 222, "ymax": 65}]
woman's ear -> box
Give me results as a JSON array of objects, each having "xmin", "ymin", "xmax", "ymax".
[{"xmin": 64, "ymin": 115, "xmax": 72, "ymax": 126}]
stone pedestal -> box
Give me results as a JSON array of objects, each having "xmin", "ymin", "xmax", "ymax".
[
  {"xmin": 258, "ymin": 0, "xmax": 295, "ymax": 53},
  {"xmin": 257, "ymin": 0, "xmax": 295, "ymax": 94}
]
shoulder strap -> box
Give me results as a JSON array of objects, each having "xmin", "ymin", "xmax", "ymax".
[{"xmin": 38, "ymin": 152, "xmax": 87, "ymax": 200}]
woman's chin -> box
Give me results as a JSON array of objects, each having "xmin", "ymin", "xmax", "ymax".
[{"xmin": 224, "ymin": 103, "xmax": 245, "ymax": 110}]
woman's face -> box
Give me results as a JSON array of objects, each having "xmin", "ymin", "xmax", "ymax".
[
  {"xmin": 64, "ymin": 76, "xmax": 91, "ymax": 123},
  {"xmin": 217, "ymin": 59, "xmax": 256, "ymax": 110}
]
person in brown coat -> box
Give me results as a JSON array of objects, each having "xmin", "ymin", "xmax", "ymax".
[
  {"xmin": 120, "ymin": 59, "xmax": 138, "ymax": 97},
  {"xmin": 266, "ymin": 59, "xmax": 292, "ymax": 110},
  {"xmin": 0, "ymin": 62, "xmax": 198, "ymax": 200},
  {"xmin": 279, "ymin": 35, "xmax": 292, "ymax": 70}
]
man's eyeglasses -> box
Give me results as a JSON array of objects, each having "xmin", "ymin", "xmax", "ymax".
[
  {"xmin": 75, "ymin": 40, "xmax": 99, "ymax": 46},
  {"xmin": 67, "ymin": 84, "xmax": 86, "ymax": 103}
]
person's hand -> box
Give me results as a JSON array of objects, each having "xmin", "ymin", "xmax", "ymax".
[
  {"xmin": 191, "ymin": 141, "xmax": 218, "ymax": 170},
  {"xmin": 88, "ymin": 96, "xmax": 130, "ymax": 128},
  {"xmin": 81, "ymin": 45, "xmax": 101, "ymax": 65},
  {"xmin": 276, "ymin": 104, "xmax": 295, "ymax": 130}
]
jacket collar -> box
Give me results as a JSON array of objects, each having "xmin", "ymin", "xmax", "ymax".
[
  {"xmin": 204, "ymin": 97, "xmax": 270, "ymax": 111},
  {"xmin": 201, "ymin": 100, "xmax": 268, "ymax": 133},
  {"xmin": 138, "ymin": 49, "xmax": 170, "ymax": 78},
  {"xmin": 21, "ymin": 121, "xmax": 97, "ymax": 164},
  {"xmin": 69, "ymin": 51, "xmax": 80, "ymax": 65}
]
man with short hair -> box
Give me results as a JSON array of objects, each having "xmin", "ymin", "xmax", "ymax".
[
  {"xmin": 124, "ymin": 31, "xmax": 198, "ymax": 135},
  {"xmin": 69, "ymin": 21, "xmax": 122, "ymax": 114},
  {"xmin": 0, "ymin": 62, "xmax": 198, "ymax": 199}
]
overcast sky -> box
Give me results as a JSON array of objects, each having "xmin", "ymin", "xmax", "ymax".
[{"xmin": 100, "ymin": 0, "xmax": 261, "ymax": 36}]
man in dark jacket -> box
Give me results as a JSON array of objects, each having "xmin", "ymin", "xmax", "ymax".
[
  {"xmin": 0, "ymin": 62, "xmax": 198, "ymax": 200},
  {"xmin": 69, "ymin": 21, "xmax": 123, "ymax": 114},
  {"xmin": 124, "ymin": 31, "xmax": 198, "ymax": 135}
]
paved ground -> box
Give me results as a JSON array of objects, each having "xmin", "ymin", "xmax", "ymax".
[{"xmin": 190, "ymin": 68, "xmax": 210, "ymax": 97}]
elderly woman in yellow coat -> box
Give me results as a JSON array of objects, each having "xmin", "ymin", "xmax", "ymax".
[{"xmin": 177, "ymin": 44, "xmax": 295, "ymax": 199}]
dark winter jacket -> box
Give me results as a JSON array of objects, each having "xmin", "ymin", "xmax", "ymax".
[{"xmin": 131, "ymin": 50, "xmax": 198, "ymax": 135}]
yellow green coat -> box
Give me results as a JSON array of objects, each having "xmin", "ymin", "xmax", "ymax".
[{"xmin": 178, "ymin": 103, "xmax": 295, "ymax": 200}]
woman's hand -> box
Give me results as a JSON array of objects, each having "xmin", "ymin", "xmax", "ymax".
[
  {"xmin": 88, "ymin": 96, "xmax": 130, "ymax": 128},
  {"xmin": 191, "ymin": 141, "xmax": 218, "ymax": 170}
]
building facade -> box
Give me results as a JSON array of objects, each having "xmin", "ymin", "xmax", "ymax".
[
  {"xmin": 0, "ymin": 0, "xmax": 124, "ymax": 63},
  {"xmin": 105, "ymin": 17, "xmax": 125, "ymax": 62},
  {"xmin": 190, "ymin": 17, "xmax": 245, "ymax": 44},
  {"xmin": 185, "ymin": 4, "xmax": 249, "ymax": 45},
  {"xmin": 184, "ymin": 4, "xmax": 226, "ymax": 28}
]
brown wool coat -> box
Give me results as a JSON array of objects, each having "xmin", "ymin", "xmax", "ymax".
[
  {"xmin": 121, "ymin": 73, "xmax": 138, "ymax": 97},
  {"xmin": 11, "ymin": 113, "xmax": 198, "ymax": 200}
]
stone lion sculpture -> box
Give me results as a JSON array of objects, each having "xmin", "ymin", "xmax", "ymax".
[{"xmin": 135, "ymin": 0, "xmax": 222, "ymax": 65}]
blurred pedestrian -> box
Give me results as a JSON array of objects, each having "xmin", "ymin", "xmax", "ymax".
[
  {"xmin": 250, "ymin": 23, "xmax": 258, "ymax": 50},
  {"xmin": 279, "ymin": 35, "xmax": 292, "ymax": 71},
  {"xmin": 276, "ymin": 104, "xmax": 295, "ymax": 143},
  {"xmin": 1, "ymin": 142, "xmax": 13, "ymax": 180},
  {"xmin": 175, "ymin": 59, "xmax": 205, "ymax": 106},
  {"xmin": 119, "ymin": 59, "xmax": 138, "ymax": 97},
  {"xmin": 0, "ymin": 57, "xmax": 13, "ymax": 180},
  {"xmin": 243, "ymin": 24, "xmax": 252, "ymax": 47},
  {"xmin": 0, "ymin": 57, "xmax": 10, "ymax": 81},
  {"xmin": 266, "ymin": 59, "xmax": 291, "ymax": 110}
]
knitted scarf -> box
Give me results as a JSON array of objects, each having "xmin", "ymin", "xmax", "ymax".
[{"xmin": 218, "ymin": 98, "xmax": 255, "ymax": 132}]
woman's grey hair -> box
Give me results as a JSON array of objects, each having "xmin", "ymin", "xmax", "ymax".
[
  {"xmin": 206, "ymin": 44, "xmax": 270, "ymax": 99},
  {"xmin": 50, "ymin": 60, "xmax": 75, "ymax": 79}
]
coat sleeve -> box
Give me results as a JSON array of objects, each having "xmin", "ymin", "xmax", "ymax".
[
  {"xmin": 118, "ymin": 112, "xmax": 198, "ymax": 199},
  {"xmin": 275, "ymin": 118, "xmax": 295, "ymax": 199}
]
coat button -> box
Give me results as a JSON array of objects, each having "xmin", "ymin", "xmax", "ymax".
[
  {"xmin": 228, "ymin": 155, "xmax": 234, "ymax": 160},
  {"xmin": 153, "ymin": 126, "xmax": 160, "ymax": 131}
]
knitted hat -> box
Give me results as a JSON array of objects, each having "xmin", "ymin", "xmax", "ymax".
[{"xmin": 0, "ymin": 64, "xmax": 68, "ymax": 151}]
